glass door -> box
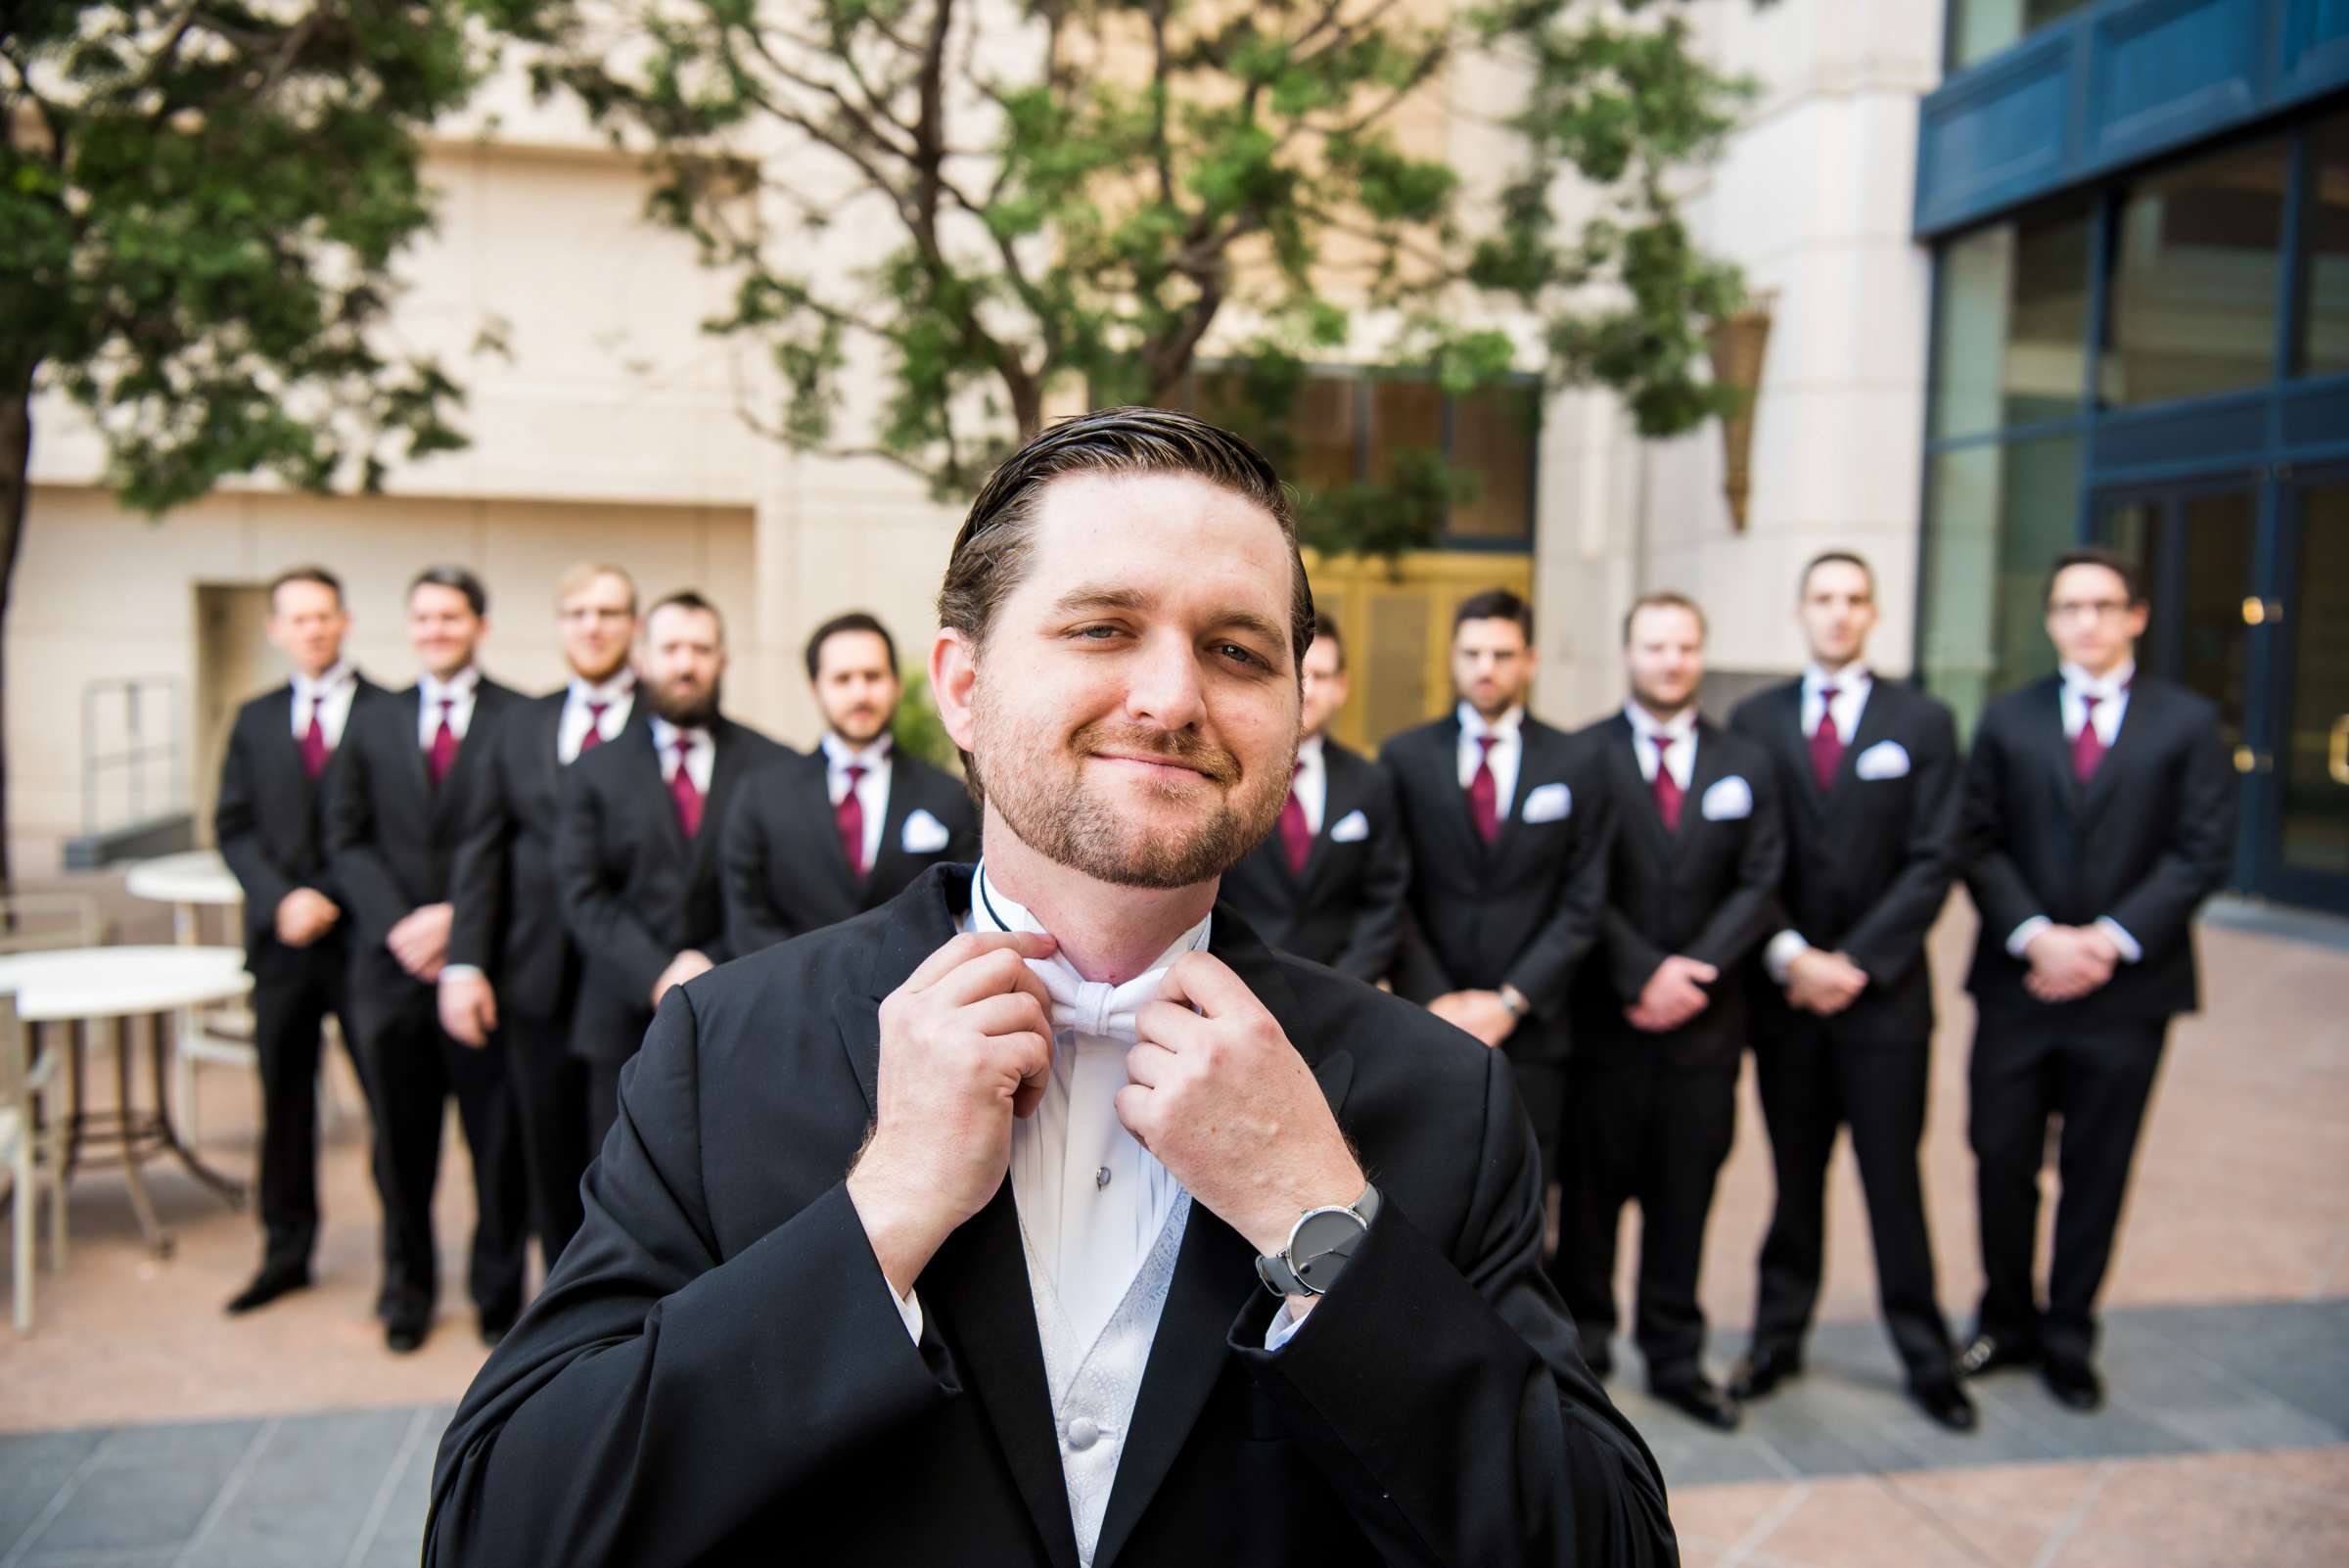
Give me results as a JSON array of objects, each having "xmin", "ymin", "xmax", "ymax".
[{"xmin": 2262, "ymin": 470, "xmax": 2349, "ymax": 912}]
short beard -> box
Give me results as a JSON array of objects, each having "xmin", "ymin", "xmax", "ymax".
[
  {"xmin": 1629, "ymin": 678, "xmax": 1695, "ymax": 720},
  {"xmin": 970, "ymin": 697, "xmax": 1287, "ymax": 891},
  {"xmin": 649, "ymin": 676, "xmax": 721, "ymax": 729}
]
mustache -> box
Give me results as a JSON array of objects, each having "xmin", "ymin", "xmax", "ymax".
[{"xmin": 1072, "ymin": 722, "xmax": 1241, "ymax": 785}]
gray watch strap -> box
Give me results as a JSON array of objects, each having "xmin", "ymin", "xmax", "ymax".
[{"xmin": 1255, "ymin": 1183, "xmax": 1381, "ymax": 1298}]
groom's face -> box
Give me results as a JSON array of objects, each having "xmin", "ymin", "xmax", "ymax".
[{"xmin": 944, "ymin": 470, "xmax": 1302, "ymax": 889}]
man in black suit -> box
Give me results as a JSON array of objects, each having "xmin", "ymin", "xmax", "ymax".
[
  {"xmin": 1958, "ymin": 546, "xmax": 2234, "ymax": 1412},
  {"xmin": 1726, "ymin": 552, "xmax": 1973, "ymax": 1431},
  {"xmin": 721, "ymin": 610, "xmax": 975, "ymax": 955},
  {"xmin": 214, "ymin": 566, "xmax": 386, "ymax": 1315},
  {"xmin": 1381, "ymin": 589, "xmax": 1613, "ymax": 1194},
  {"xmin": 557, "ymin": 590, "xmax": 783, "ymax": 1151},
  {"xmin": 440, "ymin": 563, "xmax": 641, "ymax": 1272},
  {"xmin": 329, "ymin": 565, "xmax": 531, "ymax": 1354},
  {"xmin": 1220, "ymin": 612, "xmax": 1409, "ymax": 983},
  {"xmin": 1565, "ymin": 592, "xmax": 1783, "ymax": 1430},
  {"xmin": 429, "ymin": 408, "xmax": 1673, "ymax": 1568}
]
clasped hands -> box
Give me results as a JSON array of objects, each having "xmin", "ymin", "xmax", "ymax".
[
  {"xmin": 1626, "ymin": 954, "xmax": 1718, "ymax": 1033},
  {"xmin": 846, "ymin": 932, "xmax": 1362, "ymax": 1307},
  {"xmin": 2021, "ymin": 924, "xmax": 2119, "ymax": 1003}
]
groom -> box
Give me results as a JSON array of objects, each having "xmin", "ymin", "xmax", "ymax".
[{"xmin": 428, "ymin": 408, "xmax": 1674, "ymax": 1567}]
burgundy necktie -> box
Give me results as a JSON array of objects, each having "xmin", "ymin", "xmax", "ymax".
[
  {"xmin": 426, "ymin": 698, "xmax": 459, "ymax": 789},
  {"xmin": 2072, "ymin": 694, "xmax": 2106, "ymax": 784},
  {"xmin": 670, "ymin": 737, "xmax": 705, "ymax": 838},
  {"xmin": 1652, "ymin": 735, "xmax": 1684, "ymax": 832},
  {"xmin": 1466, "ymin": 736, "xmax": 1500, "ymax": 846},
  {"xmin": 299, "ymin": 698, "xmax": 329, "ymax": 782},
  {"xmin": 1279, "ymin": 761, "xmax": 1313, "ymax": 875},
  {"xmin": 838, "ymin": 762, "xmax": 867, "ymax": 878},
  {"xmin": 1810, "ymin": 685, "xmax": 1845, "ymax": 793},
  {"xmin": 578, "ymin": 700, "xmax": 610, "ymax": 756}
]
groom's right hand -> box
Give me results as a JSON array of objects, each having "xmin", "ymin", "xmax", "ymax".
[{"xmin": 846, "ymin": 930, "xmax": 1058, "ymax": 1297}]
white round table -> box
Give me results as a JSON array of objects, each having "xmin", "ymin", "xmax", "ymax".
[
  {"xmin": 124, "ymin": 850, "xmax": 245, "ymax": 945},
  {"xmin": 0, "ymin": 945, "xmax": 253, "ymax": 1255}
]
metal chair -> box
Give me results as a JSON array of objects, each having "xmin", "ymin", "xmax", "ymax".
[{"xmin": 2, "ymin": 991, "xmax": 69, "ymax": 1332}]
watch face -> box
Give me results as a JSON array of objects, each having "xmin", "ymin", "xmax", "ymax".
[{"xmin": 1291, "ymin": 1208, "xmax": 1368, "ymax": 1289}]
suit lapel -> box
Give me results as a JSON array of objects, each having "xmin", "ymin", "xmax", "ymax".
[
  {"xmin": 2029, "ymin": 679, "xmax": 2082, "ymax": 823},
  {"xmin": 1777, "ymin": 684, "xmax": 1829, "ymax": 820},
  {"xmin": 627, "ymin": 721, "xmax": 692, "ymax": 862},
  {"xmin": 1672, "ymin": 720, "xmax": 1728, "ymax": 853},
  {"xmin": 1819, "ymin": 680, "xmax": 1893, "ymax": 810},
  {"xmin": 1607, "ymin": 715, "xmax": 1673, "ymax": 868},
  {"xmin": 1488, "ymin": 721, "xmax": 1561, "ymax": 863},
  {"xmin": 692, "ymin": 723, "xmax": 752, "ymax": 875},
  {"xmin": 863, "ymin": 761, "xmax": 919, "ymax": 909},
  {"xmin": 799, "ymin": 752, "xmax": 863, "ymax": 903},
  {"xmin": 432, "ymin": 684, "xmax": 497, "ymax": 829},
  {"xmin": 1295, "ymin": 746, "xmax": 1359, "ymax": 894},
  {"xmin": 1419, "ymin": 716, "xmax": 1487, "ymax": 866},
  {"xmin": 395, "ymin": 687, "xmax": 435, "ymax": 814},
  {"xmin": 534, "ymin": 693, "xmax": 566, "ymax": 802},
  {"xmin": 2080, "ymin": 679, "xmax": 2148, "ymax": 820}
]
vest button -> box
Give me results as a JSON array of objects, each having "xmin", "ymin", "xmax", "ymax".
[{"xmin": 1065, "ymin": 1416, "xmax": 1099, "ymax": 1452}]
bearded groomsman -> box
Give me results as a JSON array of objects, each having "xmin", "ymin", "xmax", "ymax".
[
  {"xmin": 1382, "ymin": 590, "xmax": 1613, "ymax": 1191},
  {"xmin": 558, "ymin": 590, "xmax": 783, "ymax": 1150},
  {"xmin": 1564, "ymin": 592, "xmax": 1782, "ymax": 1430},
  {"xmin": 1221, "ymin": 612, "xmax": 1409, "ymax": 982},
  {"xmin": 328, "ymin": 566, "xmax": 530, "ymax": 1353},
  {"xmin": 1726, "ymin": 552, "xmax": 1973, "ymax": 1431},
  {"xmin": 440, "ymin": 563, "xmax": 641, "ymax": 1272},
  {"xmin": 1958, "ymin": 546, "xmax": 2234, "ymax": 1412},
  {"xmin": 215, "ymin": 566, "xmax": 386, "ymax": 1314},
  {"xmin": 722, "ymin": 611, "xmax": 974, "ymax": 956}
]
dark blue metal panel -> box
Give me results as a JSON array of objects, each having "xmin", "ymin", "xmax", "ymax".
[
  {"xmin": 2091, "ymin": 392, "xmax": 2270, "ymax": 470},
  {"xmin": 2089, "ymin": 0, "xmax": 2262, "ymax": 161}
]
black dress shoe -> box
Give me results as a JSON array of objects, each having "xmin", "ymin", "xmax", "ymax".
[
  {"xmin": 224, "ymin": 1263, "xmax": 311, "ymax": 1315},
  {"xmin": 1650, "ymin": 1373, "xmax": 1742, "ymax": 1432},
  {"xmin": 2041, "ymin": 1356, "xmax": 2103, "ymax": 1412},
  {"xmin": 1909, "ymin": 1376, "xmax": 1979, "ymax": 1431},
  {"xmin": 1957, "ymin": 1332, "xmax": 2039, "ymax": 1378},
  {"xmin": 1727, "ymin": 1346, "xmax": 1803, "ymax": 1403},
  {"xmin": 386, "ymin": 1314, "xmax": 431, "ymax": 1355}
]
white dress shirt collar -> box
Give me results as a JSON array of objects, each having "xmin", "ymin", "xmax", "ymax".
[
  {"xmin": 568, "ymin": 668, "xmax": 635, "ymax": 709},
  {"xmin": 1457, "ymin": 702, "xmax": 1523, "ymax": 743},
  {"xmin": 821, "ymin": 731, "xmax": 894, "ymax": 773},
  {"xmin": 648, "ymin": 715, "xmax": 715, "ymax": 792},
  {"xmin": 1623, "ymin": 700, "xmax": 1698, "ymax": 789},
  {"xmin": 420, "ymin": 666, "xmax": 480, "ymax": 708},
  {"xmin": 1291, "ymin": 734, "xmax": 1328, "ymax": 838},
  {"xmin": 1803, "ymin": 662, "xmax": 1871, "ymax": 699},
  {"xmin": 293, "ymin": 661, "xmax": 354, "ymax": 703},
  {"xmin": 2060, "ymin": 659, "xmax": 2135, "ymax": 702}
]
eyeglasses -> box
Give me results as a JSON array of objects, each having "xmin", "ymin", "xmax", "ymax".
[
  {"xmin": 2048, "ymin": 598, "xmax": 2136, "ymax": 622},
  {"xmin": 558, "ymin": 607, "xmax": 635, "ymax": 624}
]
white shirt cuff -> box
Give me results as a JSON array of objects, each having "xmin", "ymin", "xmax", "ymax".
[
  {"xmin": 2006, "ymin": 916, "xmax": 2053, "ymax": 959},
  {"xmin": 889, "ymin": 1282, "xmax": 924, "ymax": 1345},
  {"xmin": 1265, "ymin": 1298, "xmax": 1311, "ymax": 1353},
  {"xmin": 2095, "ymin": 918, "xmax": 2143, "ymax": 964},
  {"xmin": 1763, "ymin": 930, "xmax": 1809, "ymax": 987},
  {"xmin": 438, "ymin": 964, "xmax": 486, "ymax": 985}
]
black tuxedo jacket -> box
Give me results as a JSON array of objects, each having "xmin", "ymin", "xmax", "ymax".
[
  {"xmin": 425, "ymin": 866, "xmax": 1675, "ymax": 1568},
  {"xmin": 555, "ymin": 715, "xmax": 785, "ymax": 1064},
  {"xmin": 1961, "ymin": 674, "xmax": 2234, "ymax": 1024},
  {"xmin": 328, "ymin": 678, "xmax": 525, "ymax": 1005},
  {"xmin": 1380, "ymin": 714, "xmax": 1614, "ymax": 1065},
  {"xmin": 446, "ymin": 689, "xmax": 593, "ymax": 1021},
  {"xmin": 1573, "ymin": 713, "xmax": 1784, "ymax": 1071},
  {"xmin": 719, "ymin": 745, "xmax": 978, "ymax": 955},
  {"xmin": 214, "ymin": 674, "xmax": 388, "ymax": 977},
  {"xmin": 1729, "ymin": 677, "xmax": 1963, "ymax": 1043},
  {"xmin": 1218, "ymin": 739, "xmax": 1410, "ymax": 984}
]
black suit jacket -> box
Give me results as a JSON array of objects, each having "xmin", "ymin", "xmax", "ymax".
[
  {"xmin": 1574, "ymin": 713, "xmax": 1784, "ymax": 1071},
  {"xmin": 425, "ymin": 866, "xmax": 1676, "ymax": 1568},
  {"xmin": 446, "ymin": 689, "xmax": 593, "ymax": 1021},
  {"xmin": 1729, "ymin": 677, "xmax": 1962, "ymax": 1043},
  {"xmin": 1218, "ymin": 739, "xmax": 1410, "ymax": 984},
  {"xmin": 1961, "ymin": 674, "xmax": 2234, "ymax": 1024},
  {"xmin": 720, "ymin": 744, "xmax": 977, "ymax": 956},
  {"xmin": 327, "ymin": 677, "xmax": 525, "ymax": 1009},
  {"xmin": 1381, "ymin": 714, "xmax": 1615, "ymax": 1065},
  {"xmin": 555, "ymin": 715, "xmax": 785, "ymax": 1064}
]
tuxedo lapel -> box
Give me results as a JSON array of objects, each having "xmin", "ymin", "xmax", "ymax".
[
  {"xmin": 626, "ymin": 722, "xmax": 691, "ymax": 863},
  {"xmin": 1607, "ymin": 716, "xmax": 1673, "ymax": 869},
  {"xmin": 1833, "ymin": 681, "xmax": 1893, "ymax": 799},
  {"xmin": 2028, "ymin": 680, "xmax": 2082, "ymax": 824},
  {"xmin": 395, "ymin": 687, "xmax": 435, "ymax": 815},
  {"xmin": 1673, "ymin": 721, "xmax": 1729, "ymax": 853},
  {"xmin": 2080, "ymin": 679, "xmax": 2150, "ymax": 820},
  {"xmin": 1488, "ymin": 721, "xmax": 1561, "ymax": 864},
  {"xmin": 799, "ymin": 753, "xmax": 863, "ymax": 903},
  {"xmin": 1294, "ymin": 747, "xmax": 1359, "ymax": 895},
  {"xmin": 1776, "ymin": 684, "xmax": 1829, "ymax": 820},
  {"xmin": 1417, "ymin": 717, "xmax": 1486, "ymax": 865},
  {"xmin": 863, "ymin": 761, "xmax": 920, "ymax": 909},
  {"xmin": 692, "ymin": 723, "xmax": 753, "ymax": 875}
]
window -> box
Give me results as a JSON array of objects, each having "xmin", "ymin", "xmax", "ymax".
[
  {"xmin": 1931, "ymin": 196, "xmax": 2095, "ymax": 438},
  {"xmin": 2298, "ymin": 108, "xmax": 2349, "ymax": 380},
  {"xmin": 1918, "ymin": 435, "xmax": 2083, "ymax": 731},
  {"xmin": 1947, "ymin": 0, "xmax": 2096, "ymax": 72},
  {"xmin": 2103, "ymin": 135, "xmax": 2289, "ymax": 408}
]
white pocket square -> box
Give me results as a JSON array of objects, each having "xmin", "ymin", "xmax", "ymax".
[
  {"xmin": 1520, "ymin": 781, "xmax": 1572, "ymax": 824},
  {"xmin": 1855, "ymin": 740, "xmax": 1911, "ymax": 780},
  {"xmin": 900, "ymin": 808, "xmax": 952, "ymax": 854},
  {"xmin": 1327, "ymin": 808, "xmax": 1370, "ymax": 844},
  {"xmin": 1700, "ymin": 775, "xmax": 1753, "ymax": 821}
]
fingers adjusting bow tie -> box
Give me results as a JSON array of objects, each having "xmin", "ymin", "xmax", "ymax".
[{"xmin": 1026, "ymin": 959, "xmax": 1177, "ymax": 1046}]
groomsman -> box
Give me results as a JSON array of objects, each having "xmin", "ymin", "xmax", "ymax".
[
  {"xmin": 328, "ymin": 566, "xmax": 530, "ymax": 1353},
  {"xmin": 558, "ymin": 590, "xmax": 783, "ymax": 1148},
  {"xmin": 720, "ymin": 611, "xmax": 974, "ymax": 956},
  {"xmin": 1221, "ymin": 612, "xmax": 1410, "ymax": 981},
  {"xmin": 1958, "ymin": 547, "xmax": 2234, "ymax": 1411},
  {"xmin": 440, "ymin": 563, "xmax": 640, "ymax": 1271},
  {"xmin": 1566, "ymin": 592, "xmax": 1782, "ymax": 1429},
  {"xmin": 1727, "ymin": 552, "xmax": 1973, "ymax": 1431},
  {"xmin": 214, "ymin": 567, "xmax": 385, "ymax": 1314},
  {"xmin": 1382, "ymin": 589, "xmax": 1613, "ymax": 1187}
]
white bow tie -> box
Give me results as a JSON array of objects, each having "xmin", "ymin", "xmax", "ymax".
[{"xmin": 1027, "ymin": 958, "xmax": 1174, "ymax": 1045}]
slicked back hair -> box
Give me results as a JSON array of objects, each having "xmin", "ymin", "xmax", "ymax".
[
  {"xmin": 1453, "ymin": 588, "xmax": 1534, "ymax": 646},
  {"xmin": 2045, "ymin": 545, "xmax": 2146, "ymax": 607},
  {"xmin": 1799, "ymin": 549, "xmax": 1875, "ymax": 600},
  {"xmin": 938, "ymin": 406, "xmax": 1314, "ymax": 668},
  {"xmin": 646, "ymin": 588, "xmax": 725, "ymax": 644},
  {"xmin": 806, "ymin": 611, "xmax": 898, "ymax": 681},
  {"xmin": 410, "ymin": 564, "xmax": 486, "ymax": 618},
  {"xmin": 1623, "ymin": 590, "xmax": 1707, "ymax": 646},
  {"xmin": 267, "ymin": 565, "xmax": 344, "ymax": 613}
]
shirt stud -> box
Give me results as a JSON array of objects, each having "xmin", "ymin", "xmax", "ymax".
[{"xmin": 1095, "ymin": 1166, "xmax": 1112, "ymax": 1189}]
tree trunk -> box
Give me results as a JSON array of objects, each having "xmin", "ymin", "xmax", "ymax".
[{"xmin": 0, "ymin": 359, "xmax": 37, "ymax": 897}]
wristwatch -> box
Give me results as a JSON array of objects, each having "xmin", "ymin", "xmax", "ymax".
[
  {"xmin": 1498, "ymin": 985, "xmax": 1528, "ymax": 1019},
  {"xmin": 1256, "ymin": 1183, "xmax": 1381, "ymax": 1298}
]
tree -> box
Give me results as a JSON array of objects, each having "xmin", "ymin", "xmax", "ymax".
[
  {"xmin": 0, "ymin": 0, "xmax": 553, "ymax": 886},
  {"xmin": 531, "ymin": 0, "xmax": 1752, "ymax": 551}
]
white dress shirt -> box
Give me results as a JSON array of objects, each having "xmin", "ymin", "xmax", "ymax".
[
  {"xmin": 1766, "ymin": 665, "xmax": 1875, "ymax": 984},
  {"xmin": 2005, "ymin": 660, "xmax": 2142, "ymax": 965},
  {"xmin": 417, "ymin": 666, "xmax": 482, "ymax": 748},
  {"xmin": 558, "ymin": 670, "xmax": 636, "ymax": 764},
  {"xmin": 1624, "ymin": 701, "xmax": 1698, "ymax": 791},
  {"xmin": 1456, "ymin": 702, "xmax": 1525, "ymax": 821},
  {"xmin": 648, "ymin": 715, "xmax": 714, "ymax": 794},
  {"xmin": 1291, "ymin": 733, "xmax": 1329, "ymax": 838},
  {"xmin": 821, "ymin": 731, "xmax": 894, "ymax": 872},
  {"xmin": 290, "ymin": 662, "xmax": 358, "ymax": 751}
]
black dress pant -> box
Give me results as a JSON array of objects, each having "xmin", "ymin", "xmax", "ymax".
[
  {"xmin": 249, "ymin": 937, "xmax": 361, "ymax": 1271},
  {"xmin": 1968, "ymin": 1015, "xmax": 2168, "ymax": 1364},
  {"xmin": 1750, "ymin": 1017, "xmax": 1953, "ymax": 1380},
  {"xmin": 500, "ymin": 1007, "xmax": 588, "ymax": 1269},
  {"xmin": 1561, "ymin": 1048, "xmax": 1737, "ymax": 1383},
  {"xmin": 348, "ymin": 969, "xmax": 529, "ymax": 1328}
]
